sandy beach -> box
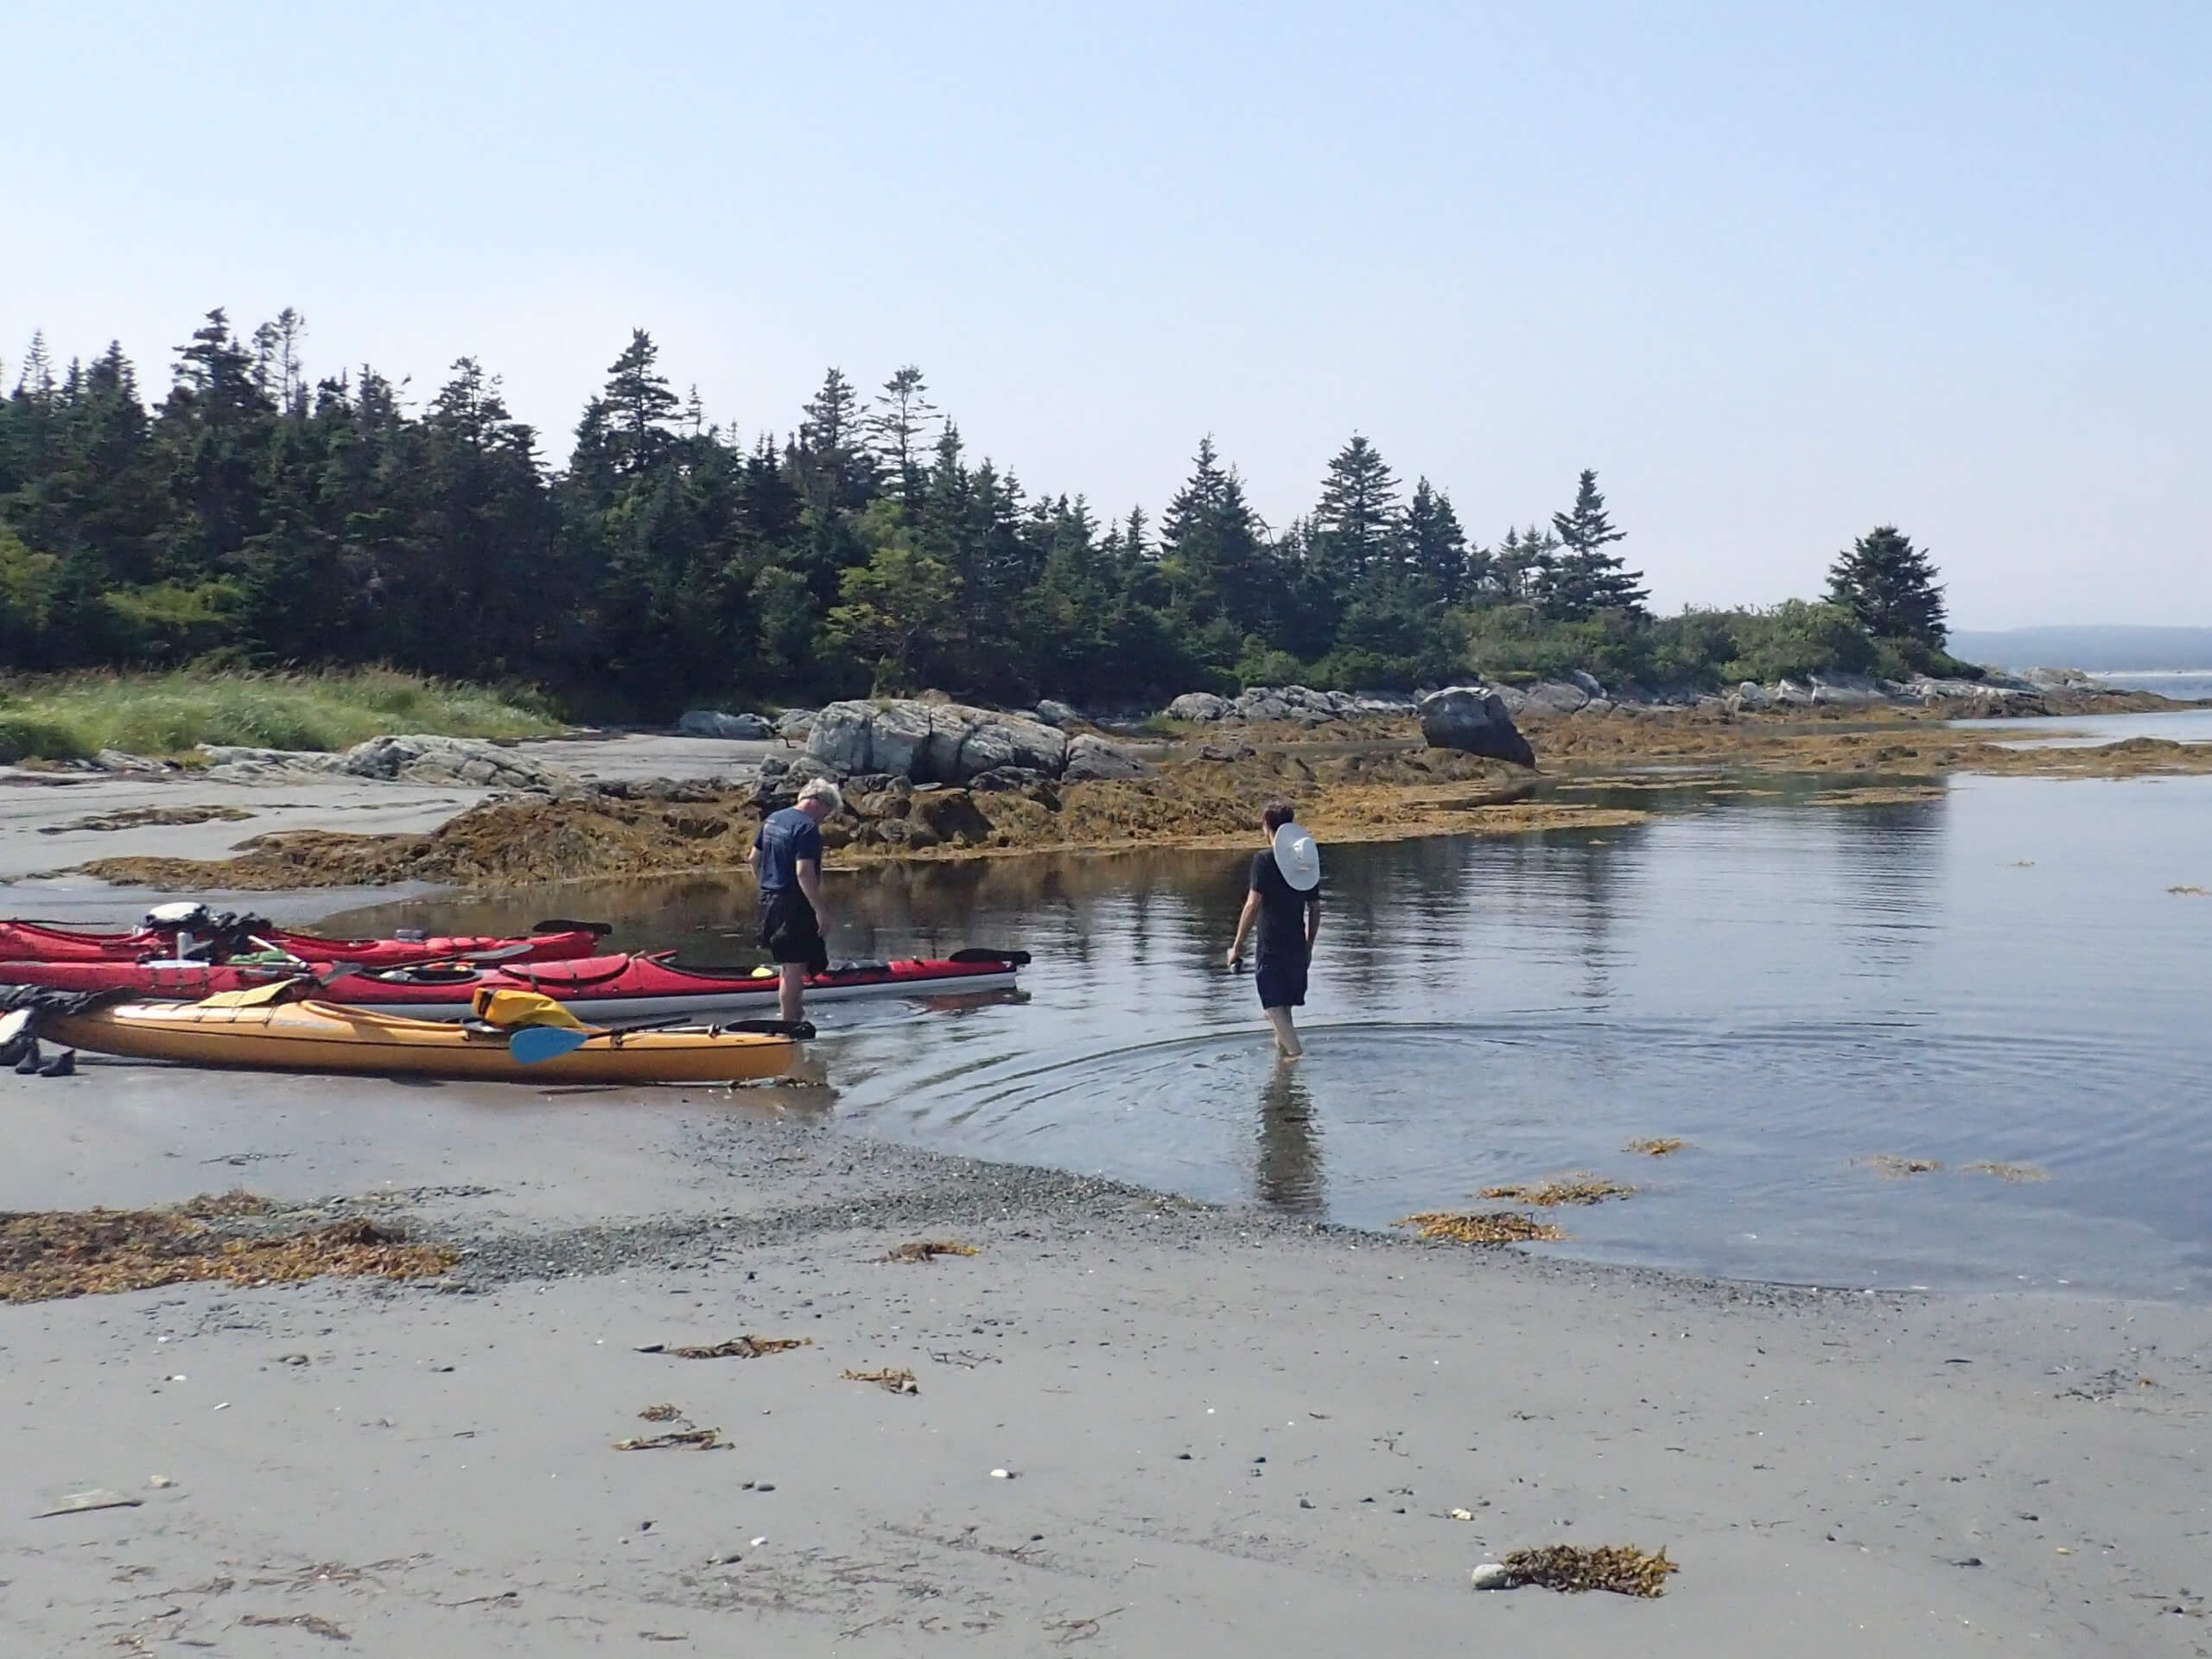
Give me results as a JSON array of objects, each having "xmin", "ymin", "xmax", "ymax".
[{"xmin": 3, "ymin": 1062, "xmax": 2207, "ymax": 1656}]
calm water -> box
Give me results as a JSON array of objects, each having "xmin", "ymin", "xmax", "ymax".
[
  {"xmin": 328, "ymin": 773, "xmax": 2212, "ymax": 1300},
  {"xmin": 2093, "ymin": 671, "xmax": 2212, "ymax": 701}
]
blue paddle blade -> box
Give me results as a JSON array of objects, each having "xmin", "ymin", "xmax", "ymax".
[{"xmin": 508, "ymin": 1024, "xmax": 592, "ymax": 1064}]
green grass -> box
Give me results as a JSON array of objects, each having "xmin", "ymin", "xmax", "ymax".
[{"xmin": 0, "ymin": 669, "xmax": 564, "ymax": 763}]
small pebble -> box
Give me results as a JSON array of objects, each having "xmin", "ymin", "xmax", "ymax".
[
  {"xmin": 989, "ymin": 1469, "xmax": 1012, "ymax": 1480},
  {"xmin": 755, "ymin": 1483, "xmax": 774, "ymax": 1492},
  {"xmin": 1470, "ymin": 1562, "xmax": 1514, "ymax": 1591},
  {"xmin": 750, "ymin": 1536, "xmax": 768, "ymax": 1548},
  {"xmin": 1299, "ymin": 1498, "xmax": 1315, "ymax": 1510},
  {"xmin": 148, "ymin": 1476, "xmax": 175, "ymax": 1490},
  {"xmin": 1449, "ymin": 1508, "xmax": 1474, "ymax": 1522}
]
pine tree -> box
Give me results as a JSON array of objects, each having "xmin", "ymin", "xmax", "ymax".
[
  {"xmin": 1159, "ymin": 436, "xmax": 1277, "ymax": 646},
  {"xmin": 1311, "ymin": 435, "xmax": 1402, "ymax": 590},
  {"xmin": 1537, "ymin": 469, "xmax": 1646, "ymax": 619},
  {"xmin": 793, "ymin": 366, "xmax": 876, "ymax": 515},
  {"xmin": 1827, "ymin": 525, "xmax": 1947, "ymax": 647},
  {"xmin": 867, "ymin": 366, "xmax": 937, "ymax": 512},
  {"xmin": 597, "ymin": 329, "xmax": 679, "ymax": 477},
  {"xmin": 1402, "ymin": 477, "xmax": 1467, "ymax": 601}
]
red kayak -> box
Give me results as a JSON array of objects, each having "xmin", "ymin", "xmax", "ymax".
[
  {"xmin": 0, "ymin": 948, "xmax": 1028, "ymax": 1021},
  {"xmin": 0, "ymin": 908, "xmax": 610, "ymax": 968}
]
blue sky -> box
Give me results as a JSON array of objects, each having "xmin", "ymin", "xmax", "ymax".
[{"xmin": 7, "ymin": 0, "xmax": 2207, "ymax": 625}]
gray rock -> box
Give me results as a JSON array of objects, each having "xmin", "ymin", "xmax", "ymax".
[
  {"xmin": 1772, "ymin": 678, "xmax": 1817, "ymax": 707},
  {"xmin": 1808, "ymin": 673, "xmax": 1886, "ymax": 706},
  {"xmin": 2020, "ymin": 666, "xmax": 2101, "ymax": 692},
  {"xmin": 332, "ymin": 734, "xmax": 580, "ymax": 791},
  {"xmin": 677, "ymin": 709, "xmax": 774, "ymax": 740},
  {"xmin": 804, "ymin": 698, "xmax": 1071, "ymax": 784},
  {"xmin": 92, "ymin": 748, "xmax": 168, "ymax": 774},
  {"xmin": 774, "ymin": 708, "xmax": 817, "ymax": 739},
  {"xmin": 1033, "ymin": 698, "xmax": 1084, "ymax": 728},
  {"xmin": 1578, "ymin": 697, "xmax": 1615, "ymax": 716},
  {"xmin": 1732, "ymin": 681, "xmax": 1773, "ymax": 710},
  {"xmin": 1166, "ymin": 692, "xmax": 1231, "ymax": 722},
  {"xmin": 1516, "ymin": 680, "xmax": 1592, "ymax": 717},
  {"xmin": 1567, "ymin": 669, "xmax": 1606, "ymax": 698},
  {"xmin": 1062, "ymin": 733, "xmax": 1152, "ymax": 780},
  {"xmin": 1487, "ymin": 684, "xmax": 1529, "ymax": 717},
  {"xmin": 1416, "ymin": 686, "xmax": 1536, "ymax": 768}
]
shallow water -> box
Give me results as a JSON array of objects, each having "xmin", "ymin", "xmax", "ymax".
[
  {"xmin": 327, "ymin": 773, "xmax": 2212, "ymax": 1300},
  {"xmin": 1953, "ymin": 703, "xmax": 2212, "ymax": 747}
]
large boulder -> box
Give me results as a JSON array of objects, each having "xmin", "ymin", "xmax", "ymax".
[
  {"xmin": 677, "ymin": 709, "xmax": 773, "ymax": 740},
  {"xmin": 774, "ymin": 708, "xmax": 817, "ymax": 739},
  {"xmin": 1033, "ymin": 698, "xmax": 1084, "ymax": 728},
  {"xmin": 1416, "ymin": 687, "xmax": 1536, "ymax": 768},
  {"xmin": 804, "ymin": 698, "xmax": 1071, "ymax": 785},
  {"xmin": 1166, "ymin": 692, "xmax": 1231, "ymax": 721},
  {"xmin": 1062, "ymin": 733, "xmax": 1153, "ymax": 780}
]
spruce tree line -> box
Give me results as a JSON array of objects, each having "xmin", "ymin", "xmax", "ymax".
[{"xmin": 0, "ymin": 310, "xmax": 1956, "ymax": 714}]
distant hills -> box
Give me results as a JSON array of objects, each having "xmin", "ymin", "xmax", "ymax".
[{"xmin": 1949, "ymin": 626, "xmax": 2212, "ymax": 671}]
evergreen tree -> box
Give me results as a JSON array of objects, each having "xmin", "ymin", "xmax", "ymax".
[
  {"xmin": 1537, "ymin": 469, "xmax": 1646, "ymax": 619},
  {"xmin": 792, "ymin": 366, "xmax": 876, "ymax": 516},
  {"xmin": 1402, "ymin": 477, "xmax": 1467, "ymax": 601},
  {"xmin": 1827, "ymin": 525, "xmax": 1947, "ymax": 647},
  {"xmin": 1158, "ymin": 436, "xmax": 1278, "ymax": 654},
  {"xmin": 1310, "ymin": 434, "xmax": 1402, "ymax": 590},
  {"xmin": 866, "ymin": 366, "xmax": 937, "ymax": 512}
]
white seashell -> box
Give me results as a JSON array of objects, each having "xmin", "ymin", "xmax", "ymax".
[{"xmin": 1470, "ymin": 1562, "xmax": 1514, "ymax": 1591}]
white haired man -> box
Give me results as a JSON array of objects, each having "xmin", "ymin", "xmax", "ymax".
[{"xmin": 747, "ymin": 777, "xmax": 842, "ymax": 1022}]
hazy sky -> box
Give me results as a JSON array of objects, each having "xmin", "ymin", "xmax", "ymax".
[{"xmin": 7, "ymin": 1, "xmax": 2207, "ymax": 626}]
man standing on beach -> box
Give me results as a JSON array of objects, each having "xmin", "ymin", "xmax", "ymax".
[
  {"xmin": 1226, "ymin": 801, "xmax": 1321, "ymax": 1058},
  {"xmin": 747, "ymin": 777, "xmax": 842, "ymax": 1023}
]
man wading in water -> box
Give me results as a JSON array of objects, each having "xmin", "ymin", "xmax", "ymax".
[
  {"xmin": 1227, "ymin": 802, "xmax": 1322, "ymax": 1058},
  {"xmin": 747, "ymin": 778, "xmax": 842, "ymax": 1023}
]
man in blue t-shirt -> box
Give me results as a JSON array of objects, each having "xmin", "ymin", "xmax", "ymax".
[{"xmin": 747, "ymin": 778, "xmax": 842, "ymax": 1022}]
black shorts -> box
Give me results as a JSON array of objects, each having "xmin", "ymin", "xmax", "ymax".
[
  {"xmin": 1255, "ymin": 951, "xmax": 1308, "ymax": 1011},
  {"xmin": 759, "ymin": 890, "xmax": 828, "ymax": 972}
]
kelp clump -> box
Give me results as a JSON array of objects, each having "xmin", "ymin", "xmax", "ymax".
[
  {"xmin": 1396, "ymin": 1211, "xmax": 1567, "ymax": 1245},
  {"xmin": 0, "ymin": 1193, "xmax": 454, "ymax": 1303},
  {"xmin": 1503, "ymin": 1543, "xmax": 1679, "ymax": 1597},
  {"xmin": 1478, "ymin": 1173, "xmax": 1636, "ymax": 1206}
]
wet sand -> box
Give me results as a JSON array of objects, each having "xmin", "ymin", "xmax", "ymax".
[{"xmin": 3, "ymin": 1064, "xmax": 2207, "ymax": 1656}]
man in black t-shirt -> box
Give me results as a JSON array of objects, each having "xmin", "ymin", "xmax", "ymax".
[{"xmin": 1226, "ymin": 801, "xmax": 1322, "ymax": 1058}]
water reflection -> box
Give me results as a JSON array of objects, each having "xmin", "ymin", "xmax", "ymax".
[{"xmin": 1255, "ymin": 1061, "xmax": 1324, "ymax": 1214}]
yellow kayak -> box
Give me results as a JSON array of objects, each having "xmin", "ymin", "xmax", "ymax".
[{"xmin": 45, "ymin": 999, "xmax": 797, "ymax": 1084}]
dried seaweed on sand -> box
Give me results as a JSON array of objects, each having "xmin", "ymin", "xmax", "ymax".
[
  {"xmin": 1396, "ymin": 1211, "xmax": 1566, "ymax": 1245},
  {"xmin": 612, "ymin": 1427, "xmax": 730, "ymax": 1451},
  {"xmin": 1624, "ymin": 1137, "xmax": 1687, "ymax": 1157},
  {"xmin": 638, "ymin": 1403, "xmax": 684, "ymax": 1421},
  {"xmin": 1854, "ymin": 1154, "xmax": 1942, "ymax": 1177},
  {"xmin": 645, "ymin": 1336, "xmax": 812, "ymax": 1360},
  {"xmin": 0, "ymin": 1198, "xmax": 454, "ymax": 1304},
  {"xmin": 1478, "ymin": 1173, "xmax": 1636, "ymax": 1206},
  {"xmin": 842, "ymin": 1366, "xmax": 919, "ymax": 1395},
  {"xmin": 882, "ymin": 1239, "xmax": 978, "ymax": 1262},
  {"xmin": 239, "ymin": 1612, "xmax": 351, "ymax": 1640},
  {"xmin": 1503, "ymin": 1543, "xmax": 1678, "ymax": 1597}
]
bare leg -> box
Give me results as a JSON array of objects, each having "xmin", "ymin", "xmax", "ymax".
[
  {"xmin": 1263, "ymin": 1005, "xmax": 1302, "ymax": 1059},
  {"xmin": 779, "ymin": 963, "xmax": 806, "ymax": 1026}
]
